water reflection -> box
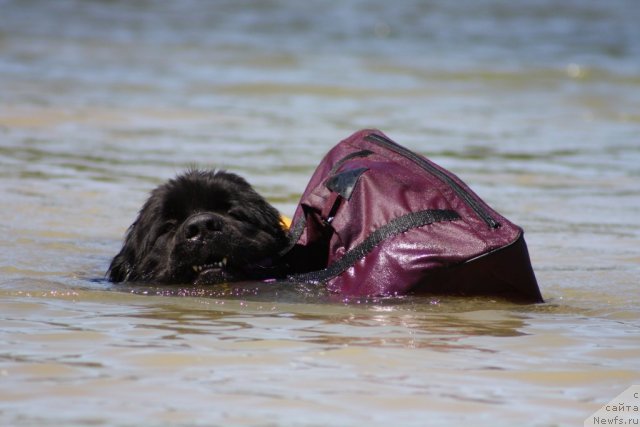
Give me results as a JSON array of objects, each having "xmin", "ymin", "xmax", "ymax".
[{"xmin": 110, "ymin": 290, "xmax": 530, "ymax": 354}]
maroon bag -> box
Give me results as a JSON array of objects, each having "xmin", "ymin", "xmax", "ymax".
[{"xmin": 284, "ymin": 129, "xmax": 543, "ymax": 302}]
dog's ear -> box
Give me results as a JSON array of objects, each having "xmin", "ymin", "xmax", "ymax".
[
  {"xmin": 107, "ymin": 221, "xmax": 143, "ymax": 282},
  {"xmin": 108, "ymin": 182, "xmax": 165, "ymax": 283},
  {"xmin": 107, "ymin": 245, "xmax": 135, "ymax": 282}
]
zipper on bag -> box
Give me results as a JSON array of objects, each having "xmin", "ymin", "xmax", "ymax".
[{"xmin": 365, "ymin": 133, "xmax": 501, "ymax": 229}]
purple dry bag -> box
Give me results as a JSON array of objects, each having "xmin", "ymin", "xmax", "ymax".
[{"xmin": 284, "ymin": 129, "xmax": 543, "ymax": 303}]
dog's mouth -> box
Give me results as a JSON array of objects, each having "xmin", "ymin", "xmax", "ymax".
[
  {"xmin": 190, "ymin": 255, "xmax": 234, "ymax": 285},
  {"xmin": 191, "ymin": 256, "xmax": 228, "ymax": 274}
]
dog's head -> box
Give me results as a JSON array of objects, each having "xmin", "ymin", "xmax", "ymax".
[{"xmin": 108, "ymin": 170, "xmax": 290, "ymax": 285}]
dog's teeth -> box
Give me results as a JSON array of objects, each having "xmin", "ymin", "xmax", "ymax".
[{"xmin": 192, "ymin": 261, "xmax": 226, "ymax": 273}]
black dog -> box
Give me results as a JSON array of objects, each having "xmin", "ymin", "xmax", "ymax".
[{"xmin": 108, "ymin": 169, "xmax": 290, "ymax": 285}]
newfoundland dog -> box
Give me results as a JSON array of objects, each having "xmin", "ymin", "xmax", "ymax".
[{"xmin": 107, "ymin": 169, "xmax": 290, "ymax": 285}]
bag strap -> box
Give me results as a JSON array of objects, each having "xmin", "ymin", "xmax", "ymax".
[{"xmin": 287, "ymin": 209, "xmax": 460, "ymax": 284}]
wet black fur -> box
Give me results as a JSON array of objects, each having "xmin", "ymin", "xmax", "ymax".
[{"xmin": 107, "ymin": 170, "xmax": 290, "ymax": 285}]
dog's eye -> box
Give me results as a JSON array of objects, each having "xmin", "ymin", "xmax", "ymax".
[
  {"xmin": 228, "ymin": 208, "xmax": 249, "ymax": 222},
  {"xmin": 157, "ymin": 220, "xmax": 177, "ymax": 235}
]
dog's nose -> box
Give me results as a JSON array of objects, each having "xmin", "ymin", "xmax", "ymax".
[{"xmin": 183, "ymin": 213, "xmax": 223, "ymax": 241}]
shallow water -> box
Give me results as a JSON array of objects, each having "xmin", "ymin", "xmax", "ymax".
[{"xmin": 1, "ymin": 1, "xmax": 639, "ymax": 426}]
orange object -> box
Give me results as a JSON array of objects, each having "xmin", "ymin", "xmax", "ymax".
[{"xmin": 280, "ymin": 214, "xmax": 292, "ymax": 231}]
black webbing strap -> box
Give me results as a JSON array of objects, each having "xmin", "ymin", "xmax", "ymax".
[
  {"xmin": 328, "ymin": 149, "xmax": 374, "ymax": 176},
  {"xmin": 287, "ymin": 209, "xmax": 460, "ymax": 284}
]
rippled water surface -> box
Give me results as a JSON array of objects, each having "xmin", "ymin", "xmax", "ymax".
[{"xmin": 1, "ymin": 1, "xmax": 639, "ymax": 426}]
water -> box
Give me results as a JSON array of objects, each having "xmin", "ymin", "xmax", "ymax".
[{"xmin": 1, "ymin": 0, "xmax": 639, "ymax": 426}]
